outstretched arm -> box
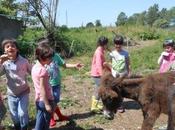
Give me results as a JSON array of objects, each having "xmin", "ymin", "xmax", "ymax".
[{"xmin": 64, "ymin": 63, "xmax": 84, "ymax": 70}]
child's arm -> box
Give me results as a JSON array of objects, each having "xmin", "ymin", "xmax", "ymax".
[
  {"xmin": 158, "ymin": 52, "xmax": 169, "ymax": 65},
  {"xmin": 158, "ymin": 54, "xmax": 163, "ymax": 65},
  {"xmin": 63, "ymin": 63, "xmax": 84, "ymax": 70},
  {"xmin": 40, "ymin": 77, "xmax": 52, "ymax": 113}
]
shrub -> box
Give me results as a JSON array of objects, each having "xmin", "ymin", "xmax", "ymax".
[{"xmin": 138, "ymin": 32, "xmax": 160, "ymax": 40}]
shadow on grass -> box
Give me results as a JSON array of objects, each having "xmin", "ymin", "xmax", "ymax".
[
  {"xmin": 4, "ymin": 119, "xmax": 36, "ymax": 130},
  {"xmin": 69, "ymin": 111, "xmax": 96, "ymax": 120},
  {"xmin": 50, "ymin": 120, "xmax": 103, "ymax": 130}
]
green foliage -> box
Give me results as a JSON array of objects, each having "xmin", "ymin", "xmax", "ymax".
[
  {"xmin": 115, "ymin": 5, "xmax": 175, "ymax": 28},
  {"xmin": 116, "ymin": 12, "xmax": 128, "ymax": 26},
  {"xmin": 0, "ymin": 0, "xmax": 18, "ymax": 16},
  {"xmin": 60, "ymin": 97, "xmax": 75, "ymax": 108},
  {"xmin": 146, "ymin": 4, "xmax": 159, "ymax": 26},
  {"xmin": 59, "ymin": 25, "xmax": 69, "ymax": 32},
  {"xmin": 130, "ymin": 40, "xmax": 162, "ymax": 73},
  {"xmin": 153, "ymin": 19, "xmax": 169, "ymax": 28},
  {"xmin": 17, "ymin": 28, "xmax": 45, "ymax": 57},
  {"xmin": 138, "ymin": 32, "xmax": 160, "ymax": 40},
  {"xmin": 95, "ymin": 20, "xmax": 102, "ymax": 27},
  {"xmin": 86, "ymin": 22, "xmax": 94, "ymax": 28}
]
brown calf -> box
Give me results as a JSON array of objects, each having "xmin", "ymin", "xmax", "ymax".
[{"xmin": 99, "ymin": 72, "xmax": 175, "ymax": 130}]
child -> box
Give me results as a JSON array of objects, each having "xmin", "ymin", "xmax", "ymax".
[
  {"xmin": 0, "ymin": 38, "xmax": 32, "ymax": 130},
  {"xmin": 31, "ymin": 43, "xmax": 55, "ymax": 130},
  {"xmin": 158, "ymin": 39, "xmax": 175, "ymax": 73},
  {"xmin": 0, "ymin": 93, "xmax": 6, "ymax": 130},
  {"xmin": 37, "ymin": 39, "xmax": 84, "ymax": 127},
  {"xmin": 90, "ymin": 36, "xmax": 109, "ymax": 112},
  {"xmin": 109, "ymin": 35, "xmax": 131, "ymax": 113}
]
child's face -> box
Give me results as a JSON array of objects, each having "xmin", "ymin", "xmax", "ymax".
[
  {"xmin": 4, "ymin": 42, "xmax": 18, "ymax": 60},
  {"xmin": 114, "ymin": 43, "xmax": 122, "ymax": 51},
  {"xmin": 42, "ymin": 58, "xmax": 52, "ymax": 65},
  {"xmin": 164, "ymin": 46, "xmax": 174, "ymax": 52}
]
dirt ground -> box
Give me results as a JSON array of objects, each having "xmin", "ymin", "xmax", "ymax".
[{"xmin": 50, "ymin": 75, "xmax": 168, "ymax": 130}]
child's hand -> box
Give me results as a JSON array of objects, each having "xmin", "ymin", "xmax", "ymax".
[
  {"xmin": 161, "ymin": 52, "xmax": 169, "ymax": 56},
  {"xmin": 0, "ymin": 54, "xmax": 9, "ymax": 64},
  {"xmin": 75, "ymin": 63, "xmax": 84, "ymax": 70},
  {"xmin": 45, "ymin": 104, "xmax": 52, "ymax": 113}
]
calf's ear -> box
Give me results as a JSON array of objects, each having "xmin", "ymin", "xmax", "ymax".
[
  {"xmin": 99, "ymin": 86, "xmax": 118, "ymax": 99},
  {"xmin": 98, "ymin": 87, "xmax": 106, "ymax": 98}
]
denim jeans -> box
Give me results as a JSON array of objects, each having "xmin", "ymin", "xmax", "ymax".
[
  {"xmin": 7, "ymin": 94, "xmax": 29, "ymax": 129},
  {"xmin": 35, "ymin": 101, "xmax": 54, "ymax": 130},
  {"xmin": 51, "ymin": 85, "xmax": 61, "ymax": 103},
  {"xmin": 92, "ymin": 77, "xmax": 101, "ymax": 100}
]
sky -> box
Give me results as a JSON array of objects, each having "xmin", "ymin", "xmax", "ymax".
[{"xmin": 57, "ymin": 0, "xmax": 175, "ymax": 27}]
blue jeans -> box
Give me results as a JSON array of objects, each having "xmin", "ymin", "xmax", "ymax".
[
  {"xmin": 92, "ymin": 77, "xmax": 101, "ymax": 100},
  {"xmin": 52, "ymin": 85, "xmax": 61, "ymax": 103},
  {"xmin": 7, "ymin": 94, "xmax": 29, "ymax": 129},
  {"xmin": 35, "ymin": 101, "xmax": 54, "ymax": 130}
]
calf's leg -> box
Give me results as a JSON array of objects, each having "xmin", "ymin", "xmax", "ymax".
[{"xmin": 141, "ymin": 104, "xmax": 160, "ymax": 130}]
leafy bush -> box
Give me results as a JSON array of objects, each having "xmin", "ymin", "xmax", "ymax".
[
  {"xmin": 138, "ymin": 32, "xmax": 160, "ymax": 40},
  {"xmin": 17, "ymin": 28, "xmax": 44, "ymax": 57}
]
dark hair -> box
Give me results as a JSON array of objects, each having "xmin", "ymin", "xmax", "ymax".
[
  {"xmin": 97, "ymin": 36, "xmax": 108, "ymax": 46},
  {"xmin": 1, "ymin": 38, "xmax": 18, "ymax": 50},
  {"xmin": 37, "ymin": 38, "xmax": 50, "ymax": 46},
  {"xmin": 113, "ymin": 35, "xmax": 124, "ymax": 45},
  {"xmin": 35, "ymin": 43, "xmax": 54, "ymax": 61},
  {"xmin": 163, "ymin": 39, "xmax": 174, "ymax": 48}
]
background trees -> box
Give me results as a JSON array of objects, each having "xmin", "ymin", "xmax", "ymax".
[
  {"xmin": 115, "ymin": 12, "xmax": 127, "ymax": 26},
  {"xmin": 0, "ymin": 0, "xmax": 18, "ymax": 16},
  {"xmin": 115, "ymin": 4, "xmax": 175, "ymax": 28}
]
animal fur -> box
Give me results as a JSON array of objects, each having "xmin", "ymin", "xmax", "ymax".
[{"xmin": 99, "ymin": 71, "xmax": 175, "ymax": 130}]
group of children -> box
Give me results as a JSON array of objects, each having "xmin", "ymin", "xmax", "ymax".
[
  {"xmin": 0, "ymin": 38, "xmax": 83, "ymax": 130},
  {"xmin": 0, "ymin": 36, "xmax": 174, "ymax": 130},
  {"xmin": 90, "ymin": 35, "xmax": 131, "ymax": 118}
]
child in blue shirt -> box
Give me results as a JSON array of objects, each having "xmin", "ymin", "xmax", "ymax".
[{"xmin": 37, "ymin": 39, "xmax": 83, "ymax": 127}]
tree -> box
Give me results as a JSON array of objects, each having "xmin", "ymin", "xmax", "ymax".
[
  {"xmin": 167, "ymin": 7, "xmax": 175, "ymax": 20},
  {"xmin": 25, "ymin": 0, "xmax": 59, "ymax": 34},
  {"xmin": 86, "ymin": 22, "xmax": 94, "ymax": 28},
  {"xmin": 21, "ymin": 0, "xmax": 73, "ymax": 57},
  {"xmin": 95, "ymin": 20, "xmax": 102, "ymax": 27},
  {"xmin": 136, "ymin": 11, "xmax": 146, "ymax": 25},
  {"xmin": 159, "ymin": 8, "xmax": 168, "ymax": 20},
  {"xmin": 153, "ymin": 19, "xmax": 169, "ymax": 28},
  {"xmin": 115, "ymin": 12, "xmax": 127, "ymax": 26},
  {"xmin": 0, "ymin": 0, "xmax": 18, "ymax": 16},
  {"xmin": 146, "ymin": 4, "xmax": 159, "ymax": 26}
]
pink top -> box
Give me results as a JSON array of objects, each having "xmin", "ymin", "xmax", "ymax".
[
  {"xmin": 31, "ymin": 61, "xmax": 53, "ymax": 101},
  {"xmin": 0, "ymin": 94, "xmax": 2, "ymax": 102},
  {"xmin": 91, "ymin": 46, "xmax": 105, "ymax": 77},
  {"xmin": 158, "ymin": 52, "xmax": 175, "ymax": 73}
]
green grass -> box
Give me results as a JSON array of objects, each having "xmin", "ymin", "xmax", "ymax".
[{"xmin": 130, "ymin": 41, "xmax": 162, "ymax": 74}]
